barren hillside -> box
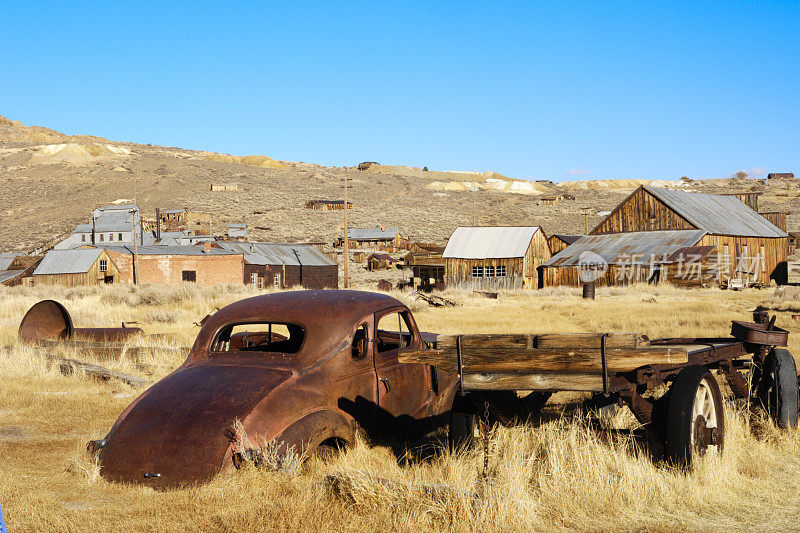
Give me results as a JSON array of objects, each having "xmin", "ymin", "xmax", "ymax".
[{"xmin": 1, "ymin": 115, "xmax": 797, "ymax": 253}]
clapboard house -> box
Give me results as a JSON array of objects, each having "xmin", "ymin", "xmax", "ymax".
[
  {"xmin": 214, "ymin": 242, "xmax": 338, "ymax": 289},
  {"xmin": 544, "ymin": 186, "xmax": 788, "ymax": 286},
  {"xmin": 442, "ymin": 227, "xmax": 551, "ymax": 290}
]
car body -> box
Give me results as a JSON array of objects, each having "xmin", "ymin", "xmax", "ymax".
[{"xmin": 91, "ymin": 290, "xmax": 458, "ymax": 488}]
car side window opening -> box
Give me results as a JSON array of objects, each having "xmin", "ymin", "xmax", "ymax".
[
  {"xmin": 211, "ymin": 322, "xmax": 305, "ymax": 354},
  {"xmin": 352, "ymin": 323, "xmax": 370, "ymax": 360},
  {"xmin": 376, "ymin": 311, "xmax": 414, "ymax": 354}
]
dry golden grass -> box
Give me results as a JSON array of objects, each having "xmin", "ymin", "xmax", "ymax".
[{"xmin": 1, "ymin": 282, "xmax": 800, "ymax": 531}]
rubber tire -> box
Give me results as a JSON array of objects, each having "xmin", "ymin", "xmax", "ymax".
[
  {"xmin": 759, "ymin": 348, "xmax": 799, "ymax": 429},
  {"xmin": 448, "ymin": 395, "xmax": 478, "ymax": 451},
  {"xmin": 664, "ymin": 365, "xmax": 725, "ymax": 467}
]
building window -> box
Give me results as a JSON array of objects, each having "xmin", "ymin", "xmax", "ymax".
[
  {"xmin": 251, "ymin": 273, "xmax": 258, "ymax": 286},
  {"xmin": 99, "ymin": 234, "xmax": 104, "ymax": 242},
  {"xmin": 99, "ymin": 259, "xmax": 108, "ymax": 272},
  {"xmin": 182, "ymin": 270, "xmax": 197, "ymax": 282},
  {"xmin": 496, "ymin": 265, "xmax": 506, "ymax": 277},
  {"xmin": 761, "ymin": 245, "xmax": 766, "ymax": 273},
  {"xmin": 485, "ymin": 266, "xmax": 495, "ymax": 277},
  {"xmin": 109, "ymin": 233, "xmax": 114, "ymax": 242},
  {"xmin": 274, "ymin": 274, "xmax": 281, "ymax": 287},
  {"xmin": 258, "ymin": 277, "xmax": 264, "ymax": 289},
  {"xmin": 81, "ymin": 234, "xmax": 86, "ymax": 242},
  {"xmin": 119, "ymin": 233, "xmax": 123, "ymax": 241},
  {"xmin": 472, "ymin": 266, "xmax": 484, "ymax": 278}
]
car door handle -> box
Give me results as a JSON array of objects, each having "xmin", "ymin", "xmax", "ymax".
[{"xmin": 379, "ymin": 377, "xmax": 391, "ymax": 392}]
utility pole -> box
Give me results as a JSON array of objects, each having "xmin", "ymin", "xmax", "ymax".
[
  {"xmin": 343, "ymin": 175, "xmax": 349, "ymax": 289},
  {"xmin": 131, "ymin": 208, "xmax": 139, "ymax": 284},
  {"xmin": 581, "ymin": 206, "xmax": 590, "ymax": 235}
]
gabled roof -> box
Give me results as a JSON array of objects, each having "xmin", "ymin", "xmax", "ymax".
[
  {"xmin": 342, "ymin": 227, "xmax": 398, "ymax": 240},
  {"xmin": 443, "ymin": 227, "xmax": 541, "ymax": 259},
  {"xmin": 643, "ymin": 186, "xmax": 787, "ymax": 238},
  {"xmin": 542, "ymin": 230, "xmax": 707, "ymax": 267},
  {"xmin": 96, "ymin": 245, "xmax": 240, "ymax": 257},
  {"xmin": 0, "ymin": 256, "xmax": 15, "ymax": 270},
  {"xmin": 34, "ymin": 249, "xmax": 104, "ymax": 275},
  {"xmin": 74, "ymin": 212, "xmax": 136, "ymax": 233},
  {"xmin": 214, "ymin": 242, "xmax": 336, "ymax": 267},
  {"xmin": 0, "ymin": 270, "xmax": 25, "ymax": 284}
]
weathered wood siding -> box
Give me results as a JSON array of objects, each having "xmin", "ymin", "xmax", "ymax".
[
  {"xmin": 445, "ymin": 229, "xmax": 551, "ymax": 290},
  {"xmin": 245, "ymin": 263, "xmax": 338, "ymax": 289},
  {"xmin": 547, "ymin": 236, "xmax": 571, "ymax": 255},
  {"xmin": 34, "ymin": 250, "xmax": 119, "ymax": 287},
  {"xmin": 696, "ymin": 235, "xmax": 787, "ymax": 285},
  {"xmin": 591, "ymin": 188, "xmax": 695, "ymax": 234},
  {"xmin": 759, "ymin": 212, "xmax": 787, "ymax": 232}
]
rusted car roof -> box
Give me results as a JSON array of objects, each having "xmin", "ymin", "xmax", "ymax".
[{"xmin": 191, "ymin": 290, "xmax": 405, "ymax": 365}]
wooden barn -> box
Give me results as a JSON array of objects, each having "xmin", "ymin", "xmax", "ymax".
[
  {"xmin": 759, "ymin": 211, "xmax": 787, "ymax": 232},
  {"xmin": 33, "ymin": 249, "xmax": 120, "ymax": 286},
  {"xmin": 0, "ymin": 255, "xmax": 41, "ymax": 287},
  {"xmin": 403, "ymin": 250, "xmax": 445, "ymax": 290},
  {"xmin": 442, "ymin": 226, "xmax": 551, "ymax": 290},
  {"xmin": 215, "ymin": 242, "xmax": 338, "ymax": 289},
  {"xmin": 336, "ymin": 227, "xmax": 410, "ymax": 252},
  {"xmin": 541, "ymin": 230, "xmax": 712, "ymax": 287},
  {"xmin": 548, "ymin": 185, "xmax": 788, "ymax": 286},
  {"xmin": 547, "ymin": 234, "xmax": 583, "ymax": 255}
]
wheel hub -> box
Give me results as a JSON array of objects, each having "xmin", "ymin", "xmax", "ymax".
[{"xmin": 693, "ymin": 415, "xmax": 718, "ymax": 450}]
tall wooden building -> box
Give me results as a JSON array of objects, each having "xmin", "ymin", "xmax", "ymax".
[
  {"xmin": 442, "ymin": 226, "xmax": 551, "ymax": 290},
  {"xmin": 547, "ymin": 234, "xmax": 583, "ymax": 255},
  {"xmin": 556, "ymin": 185, "xmax": 788, "ymax": 285}
]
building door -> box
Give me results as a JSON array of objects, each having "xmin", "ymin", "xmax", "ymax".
[
  {"xmin": 373, "ymin": 309, "xmax": 431, "ymax": 436},
  {"xmin": 182, "ymin": 270, "xmax": 197, "ymax": 282},
  {"xmin": 104, "ymin": 275, "xmax": 114, "ymax": 284}
]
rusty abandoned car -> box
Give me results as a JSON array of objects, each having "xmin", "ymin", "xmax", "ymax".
[{"xmin": 88, "ymin": 290, "xmax": 461, "ymax": 488}]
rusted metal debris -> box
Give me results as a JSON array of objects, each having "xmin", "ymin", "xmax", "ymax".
[
  {"xmin": 18, "ymin": 300, "xmax": 143, "ymax": 343},
  {"xmin": 88, "ymin": 290, "xmax": 460, "ymax": 488},
  {"xmin": 411, "ymin": 291, "xmax": 457, "ymax": 307}
]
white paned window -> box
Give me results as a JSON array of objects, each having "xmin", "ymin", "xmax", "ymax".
[
  {"xmin": 99, "ymin": 259, "xmax": 108, "ymax": 272},
  {"xmin": 274, "ymin": 274, "xmax": 281, "ymax": 287},
  {"xmin": 496, "ymin": 266, "xmax": 506, "ymax": 277},
  {"xmin": 109, "ymin": 233, "xmax": 114, "ymax": 241},
  {"xmin": 472, "ymin": 267, "xmax": 483, "ymax": 278},
  {"xmin": 250, "ymin": 273, "xmax": 258, "ymax": 285},
  {"xmin": 485, "ymin": 266, "xmax": 495, "ymax": 277}
]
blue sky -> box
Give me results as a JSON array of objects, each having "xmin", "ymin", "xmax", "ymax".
[{"xmin": 2, "ymin": 1, "xmax": 798, "ymax": 181}]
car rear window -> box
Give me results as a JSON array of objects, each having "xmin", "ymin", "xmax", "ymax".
[{"xmin": 211, "ymin": 322, "xmax": 305, "ymax": 354}]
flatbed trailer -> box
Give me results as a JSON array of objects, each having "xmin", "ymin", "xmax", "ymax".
[{"xmin": 401, "ymin": 312, "xmax": 799, "ymax": 465}]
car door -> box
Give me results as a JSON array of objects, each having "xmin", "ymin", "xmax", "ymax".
[
  {"xmin": 373, "ymin": 308, "xmax": 431, "ymax": 435},
  {"xmin": 332, "ymin": 319, "xmax": 380, "ymax": 436}
]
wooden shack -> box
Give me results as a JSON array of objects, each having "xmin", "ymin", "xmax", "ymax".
[
  {"xmin": 367, "ymin": 252, "xmax": 399, "ymax": 272},
  {"xmin": 541, "ymin": 197, "xmax": 559, "ymax": 206},
  {"xmin": 352, "ymin": 251, "xmax": 366, "ymax": 263},
  {"xmin": 403, "ymin": 250, "xmax": 445, "ymax": 290},
  {"xmin": 210, "ymin": 183, "xmax": 238, "ymax": 192},
  {"xmin": 0, "ymin": 255, "xmax": 41, "ymax": 287},
  {"xmin": 767, "ymin": 173, "xmax": 795, "ymax": 180},
  {"xmin": 214, "ymin": 242, "xmax": 338, "ymax": 289},
  {"xmin": 305, "ymin": 200, "xmax": 353, "ymax": 211},
  {"xmin": 579, "ymin": 185, "xmax": 788, "ymax": 285},
  {"xmin": 159, "ymin": 208, "xmax": 188, "ymax": 229},
  {"xmin": 33, "ymin": 249, "xmax": 120, "ymax": 286},
  {"xmin": 547, "ymin": 234, "xmax": 583, "ymax": 255},
  {"xmin": 788, "ymin": 232, "xmax": 800, "ymax": 256},
  {"xmin": 442, "ymin": 226, "xmax": 551, "ymax": 290},
  {"xmin": 336, "ymin": 227, "xmax": 409, "ymax": 252}
]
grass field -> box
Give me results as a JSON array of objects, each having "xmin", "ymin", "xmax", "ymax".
[{"xmin": 1, "ymin": 283, "xmax": 799, "ymax": 531}]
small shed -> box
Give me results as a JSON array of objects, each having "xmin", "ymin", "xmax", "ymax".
[
  {"xmin": 33, "ymin": 249, "xmax": 119, "ymax": 286},
  {"xmin": 788, "ymin": 232, "xmax": 800, "ymax": 256},
  {"xmin": 403, "ymin": 250, "xmax": 445, "ymax": 290},
  {"xmin": 352, "ymin": 251, "xmax": 367, "ymax": 263},
  {"xmin": 547, "ymin": 234, "xmax": 583, "ymax": 255},
  {"xmin": 367, "ymin": 252, "xmax": 399, "ymax": 272},
  {"xmin": 442, "ymin": 226, "xmax": 551, "ymax": 290}
]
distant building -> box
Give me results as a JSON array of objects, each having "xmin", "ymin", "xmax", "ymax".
[
  {"xmin": 305, "ymin": 200, "xmax": 353, "ymax": 210},
  {"xmin": 767, "ymin": 173, "xmax": 795, "ymax": 180},
  {"xmin": 547, "ymin": 234, "xmax": 583, "ymax": 255},
  {"xmin": 55, "ymin": 204, "xmax": 140, "ymax": 250},
  {"xmin": 357, "ymin": 162, "xmax": 379, "ymax": 171},
  {"xmin": 442, "ymin": 226, "xmax": 551, "ymax": 290},
  {"xmin": 367, "ymin": 252, "xmax": 399, "ymax": 271},
  {"xmin": 214, "ymin": 242, "xmax": 338, "ymax": 289},
  {"xmin": 335, "ymin": 227, "xmax": 409, "ymax": 251},
  {"xmin": 159, "ymin": 208, "xmax": 188, "ymax": 229},
  {"xmin": 0, "ymin": 254, "xmax": 41, "ymax": 287},
  {"xmin": 226, "ymin": 223, "xmax": 248, "ymax": 240}
]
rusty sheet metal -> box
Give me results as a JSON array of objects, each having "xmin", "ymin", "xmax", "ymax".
[
  {"xmin": 663, "ymin": 245, "xmax": 716, "ymax": 263},
  {"xmin": 644, "ymin": 186, "xmax": 787, "ymax": 238},
  {"xmin": 542, "ymin": 230, "xmax": 707, "ymax": 268},
  {"xmin": 18, "ymin": 300, "xmax": 142, "ymax": 343},
  {"xmin": 731, "ymin": 320, "xmax": 789, "ymax": 346},
  {"xmin": 91, "ymin": 290, "xmax": 459, "ymax": 488}
]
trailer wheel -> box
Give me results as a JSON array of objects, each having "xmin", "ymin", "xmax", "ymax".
[
  {"xmin": 448, "ymin": 395, "xmax": 478, "ymax": 451},
  {"xmin": 664, "ymin": 365, "xmax": 724, "ymax": 466},
  {"xmin": 757, "ymin": 348, "xmax": 799, "ymax": 429}
]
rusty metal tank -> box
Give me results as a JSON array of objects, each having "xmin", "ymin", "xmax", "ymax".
[{"xmin": 18, "ymin": 300, "xmax": 143, "ymax": 343}]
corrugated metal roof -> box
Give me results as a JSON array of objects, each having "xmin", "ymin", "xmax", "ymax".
[
  {"xmin": 215, "ymin": 242, "xmax": 336, "ymax": 266},
  {"xmin": 542, "ymin": 230, "xmax": 707, "ymax": 267},
  {"xmin": 443, "ymin": 227, "xmax": 541, "ymax": 259},
  {"xmin": 97, "ymin": 245, "xmax": 241, "ymax": 256},
  {"xmin": 644, "ymin": 186, "xmax": 787, "ymax": 238},
  {"xmin": 0, "ymin": 256, "xmax": 15, "ymax": 270},
  {"xmin": 74, "ymin": 212, "xmax": 136, "ymax": 233},
  {"xmin": 34, "ymin": 249, "xmax": 103, "ymax": 275},
  {"xmin": 163, "ymin": 209, "xmax": 186, "ymax": 214},
  {"xmin": 342, "ymin": 228, "xmax": 398, "ymax": 240},
  {"xmin": 0, "ymin": 270, "xmax": 24, "ymax": 284}
]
